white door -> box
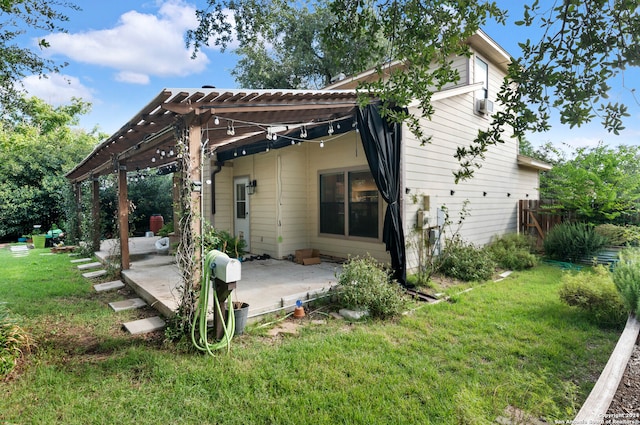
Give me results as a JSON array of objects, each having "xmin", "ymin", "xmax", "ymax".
[{"xmin": 234, "ymin": 177, "xmax": 250, "ymax": 252}]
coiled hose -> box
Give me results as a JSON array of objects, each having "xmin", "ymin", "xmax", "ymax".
[{"xmin": 191, "ymin": 250, "xmax": 235, "ymax": 355}]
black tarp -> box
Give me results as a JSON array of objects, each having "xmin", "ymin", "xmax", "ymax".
[{"xmin": 357, "ymin": 104, "xmax": 407, "ymax": 285}]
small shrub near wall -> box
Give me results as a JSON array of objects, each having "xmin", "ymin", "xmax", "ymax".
[
  {"xmin": 559, "ymin": 265, "xmax": 627, "ymax": 327},
  {"xmin": 438, "ymin": 237, "xmax": 496, "ymax": 282},
  {"xmin": 486, "ymin": 233, "xmax": 538, "ymax": 270},
  {"xmin": 337, "ymin": 255, "xmax": 408, "ymax": 319}
]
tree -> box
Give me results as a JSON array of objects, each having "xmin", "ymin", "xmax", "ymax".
[
  {"xmin": 0, "ymin": 0, "xmax": 78, "ymax": 113},
  {"xmin": 0, "ymin": 97, "xmax": 99, "ymax": 239},
  {"xmin": 541, "ymin": 143, "xmax": 640, "ymax": 224},
  {"xmin": 188, "ymin": 1, "xmax": 639, "ymax": 181},
  {"xmin": 187, "ymin": 0, "xmax": 386, "ymax": 89}
]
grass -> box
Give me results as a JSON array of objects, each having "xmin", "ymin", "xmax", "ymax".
[{"xmin": 0, "ymin": 246, "xmax": 622, "ymax": 424}]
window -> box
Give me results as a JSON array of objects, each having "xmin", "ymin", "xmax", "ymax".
[
  {"xmin": 475, "ymin": 56, "xmax": 489, "ymax": 98},
  {"xmin": 320, "ymin": 169, "xmax": 379, "ymax": 239}
]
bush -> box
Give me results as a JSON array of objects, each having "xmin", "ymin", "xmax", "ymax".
[
  {"xmin": 337, "ymin": 255, "xmax": 408, "ymax": 319},
  {"xmin": 486, "ymin": 233, "xmax": 538, "ymax": 270},
  {"xmin": 158, "ymin": 221, "xmax": 174, "ymax": 237},
  {"xmin": 595, "ymin": 224, "xmax": 640, "ymax": 247},
  {"xmin": 0, "ymin": 303, "xmax": 32, "ymax": 378},
  {"xmin": 543, "ymin": 222, "xmax": 608, "ymax": 262},
  {"xmin": 438, "ymin": 237, "xmax": 496, "ymax": 282},
  {"xmin": 612, "ymin": 248, "xmax": 640, "ymax": 315},
  {"xmin": 558, "ymin": 266, "xmax": 627, "ymax": 327}
]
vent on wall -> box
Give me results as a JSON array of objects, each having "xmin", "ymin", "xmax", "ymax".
[{"xmin": 477, "ymin": 98, "xmax": 494, "ymax": 115}]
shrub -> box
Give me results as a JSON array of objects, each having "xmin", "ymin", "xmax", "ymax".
[
  {"xmin": 595, "ymin": 224, "xmax": 640, "ymax": 247},
  {"xmin": 486, "ymin": 233, "xmax": 538, "ymax": 270},
  {"xmin": 337, "ymin": 255, "xmax": 408, "ymax": 319},
  {"xmin": 158, "ymin": 221, "xmax": 174, "ymax": 237},
  {"xmin": 438, "ymin": 237, "xmax": 496, "ymax": 282},
  {"xmin": 543, "ymin": 222, "xmax": 608, "ymax": 262},
  {"xmin": 0, "ymin": 303, "xmax": 32, "ymax": 378},
  {"xmin": 612, "ymin": 248, "xmax": 640, "ymax": 315},
  {"xmin": 558, "ymin": 266, "xmax": 627, "ymax": 327}
]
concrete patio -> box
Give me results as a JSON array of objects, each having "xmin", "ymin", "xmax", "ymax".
[{"xmin": 95, "ymin": 237, "xmax": 341, "ymax": 321}]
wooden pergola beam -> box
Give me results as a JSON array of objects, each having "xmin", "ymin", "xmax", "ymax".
[{"xmin": 117, "ymin": 164, "xmax": 130, "ymax": 270}]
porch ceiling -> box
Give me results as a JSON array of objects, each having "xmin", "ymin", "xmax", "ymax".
[{"xmin": 66, "ymin": 88, "xmax": 361, "ymax": 183}]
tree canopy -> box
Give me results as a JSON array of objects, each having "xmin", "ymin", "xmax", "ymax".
[
  {"xmin": 0, "ymin": 0, "xmax": 78, "ymax": 114},
  {"xmin": 0, "ymin": 97, "xmax": 100, "ymax": 239},
  {"xmin": 540, "ymin": 143, "xmax": 640, "ymax": 224},
  {"xmin": 188, "ymin": 0, "xmax": 639, "ymax": 181}
]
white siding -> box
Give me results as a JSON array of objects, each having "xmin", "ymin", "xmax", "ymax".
[{"xmin": 402, "ymin": 51, "xmax": 541, "ymax": 273}]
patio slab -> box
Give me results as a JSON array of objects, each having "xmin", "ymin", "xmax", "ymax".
[{"xmin": 95, "ymin": 237, "xmax": 341, "ymax": 321}]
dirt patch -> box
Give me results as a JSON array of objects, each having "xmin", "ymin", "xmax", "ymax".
[{"xmin": 607, "ymin": 344, "xmax": 640, "ymax": 414}]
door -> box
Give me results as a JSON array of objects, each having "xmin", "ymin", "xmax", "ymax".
[{"xmin": 234, "ymin": 177, "xmax": 250, "ymax": 252}]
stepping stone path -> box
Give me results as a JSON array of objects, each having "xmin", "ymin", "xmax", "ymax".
[
  {"xmin": 77, "ymin": 261, "xmax": 103, "ymax": 270},
  {"xmin": 109, "ymin": 298, "xmax": 147, "ymax": 312},
  {"xmin": 70, "ymin": 257, "xmax": 92, "ymax": 264},
  {"xmin": 122, "ymin": 316, "xmax": 166, "ymax": 335},
  {"xmin": 76, "ymin": 257, "xmax": 162, "ymax": 335},
  {"xmin": 10, "ymin": 245, "xmax": 29, "ymax": 257},
  {"xmin": 82, "ymin": 269, "xmax": 108, "ymax": 279},
  {"xmin": 93, "ymin": 280, "xmax": 125, "ymax": 292}
]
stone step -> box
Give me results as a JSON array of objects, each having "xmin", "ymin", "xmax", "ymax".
[
  {"xmin": 109, "ymin": 298, "xmax": 146, "ymax": 312},
  {"xmin": 77, "ymin": 261, "xmax": 103, "ymax": 270},
  {"xmin": 82, "ymin": 269, "xmax": 107, "ymax": 279},
  {"xmin": 94, "ymin": 280, "xmax": 125, "ymax": 292},
  {"xmin": 122, "ymin": 316, "xmax": 166, "ymax": 335},
  {"xmin": 71, "ymin": 257, "xmax": 92, "ymax": 264}
]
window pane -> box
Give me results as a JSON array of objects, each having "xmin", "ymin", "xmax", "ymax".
[
  {"xmin": 475, "ymin": 57, "xmax": 488, "ymax": 98},
  {"xmin": 349, "ymin": 171, "xmax": 378, "ymax": 238},
  {"xmin": 320, "ymin": 173, "xmax": 345, "ymax": 235},
  {"xmin": 236, "ymin": 183, "xmax": 246, "ymax": 219}
]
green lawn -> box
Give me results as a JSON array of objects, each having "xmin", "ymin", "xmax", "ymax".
[{"xmin": 0, "ymin": 247, "xmax": 621, "ymax": 424}]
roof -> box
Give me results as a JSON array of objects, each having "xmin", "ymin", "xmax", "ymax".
[{"xmin": 66, "ymin": 88, "xmax": 360, "ymax": 182}]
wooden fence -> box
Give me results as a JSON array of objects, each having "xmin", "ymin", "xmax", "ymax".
[{"xmin": 518, "ymin": 199, "xmax": 563, "ymax": 247}]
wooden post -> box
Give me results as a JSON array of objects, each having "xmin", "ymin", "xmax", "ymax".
[
  {"xmin": 117, "ymin": 164, "xmax": 130, "ymax": 270},
  {"xmin": 172, "ymin": 172, "xmax": 181, "ymax": 240},
  {"xmin": 74, "ymin": 182, "xmax": 82, "ymax": 242},
  {"xmin": 91, "ymin": 177, "xmax": 101, "ymax": 252},
  {"xmin": 189, "ymin": 123, "xmax": 202, "ymax": 283}
]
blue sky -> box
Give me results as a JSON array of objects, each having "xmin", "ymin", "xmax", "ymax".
[{"xmin": 19, "ymin": 0, "xmax": 640, "ymax": 151}]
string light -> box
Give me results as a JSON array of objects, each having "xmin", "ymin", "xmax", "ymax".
[
  {"xmin": 214, "ymin": 116, "xmax": 220, "ymax": 125},
  {"xmin": 320, "ymin": 140, "xmax": 324, "ymax": 148}
]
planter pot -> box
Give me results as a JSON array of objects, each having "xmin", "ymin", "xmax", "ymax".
[
  {"xmin": 233, "ymin": 302, "xmax": 250, "ymax": 336},
  {"xmin": 32, "ymin": 235, "xmax": 46, "ymax": 249}
]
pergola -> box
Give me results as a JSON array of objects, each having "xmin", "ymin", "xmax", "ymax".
[{"xmin": 66, "ymin": 88, "xmax": 361, "ymax": 270}]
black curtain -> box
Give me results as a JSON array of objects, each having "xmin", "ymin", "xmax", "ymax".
[{"xmin": 357, "ymin": 104, "xmax": 406, "ymax": 285}]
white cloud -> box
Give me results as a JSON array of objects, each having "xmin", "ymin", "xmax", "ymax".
[
  {"xmin": 41, "ymin": 0, "xmax": 209, "ymax": 84},
  {"xmin": 115, "ymin": 71, "xmax": 150, "ymax": 85},
  {"xmin": 22, "ymin": 74, "xmax": 94, "ymax": 104}
]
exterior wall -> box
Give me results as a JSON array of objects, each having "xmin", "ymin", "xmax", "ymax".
[
  {"xmin": 402, "ymin": 53, "xmax": 540, "ymax": 273},
  {"xmin": 306, "ymin": 133, "xmax": 389, "ymax": 263},
  {"xmin": 207, "ymin": 135, "xmax": 389, "ymax": 263}
]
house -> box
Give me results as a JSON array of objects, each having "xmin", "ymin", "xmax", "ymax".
[{"xmin": 66, "ymin": 30, "xmax": 549, "ymax": 285}]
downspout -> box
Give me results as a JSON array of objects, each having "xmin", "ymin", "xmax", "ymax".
[{"xmin": 210, "ymin": 160, "xmax": 223, "ymax": 216}]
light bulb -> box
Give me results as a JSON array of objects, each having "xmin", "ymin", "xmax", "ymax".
[
  {"xmin": 151, "ymin": 157, "xmax": 156, "ymax": 163},
  {"xmin": 320, "ymin": 141, "xmax": 324, "ymax": 148},
  {"xmin": 214, "ymin": 116, "xmax": 220, "ymax": 125}
]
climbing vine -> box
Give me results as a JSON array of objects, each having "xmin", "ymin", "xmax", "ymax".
[{"xmin": 173, "ymin": 118, "xmax": 199, "ymax": 334}]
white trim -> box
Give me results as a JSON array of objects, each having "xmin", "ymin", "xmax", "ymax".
[{"xmin": 408, "ymin": 82, "xmax": 485, "ymax": 108}]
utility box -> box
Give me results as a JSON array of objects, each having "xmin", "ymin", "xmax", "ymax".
[{"xmin": 210, "ymin": 250, "xmax": 242, "ymax": 282}]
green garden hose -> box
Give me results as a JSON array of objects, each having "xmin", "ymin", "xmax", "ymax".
[{"xmin": 191, "ymin": 250, "xmax": 235, "ymax": 355}]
